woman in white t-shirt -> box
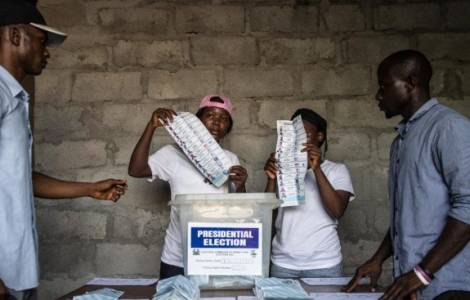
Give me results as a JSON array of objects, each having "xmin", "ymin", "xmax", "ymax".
[
  {"xmin": 264, "ymin": 108, "xmax": 355, "ymax": 278},
  {"xmin": 128, "ymin": 95, "xmax": 248, "ymax": 279}
]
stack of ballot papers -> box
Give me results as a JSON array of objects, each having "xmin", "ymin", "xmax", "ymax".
[
  {"xmin": 73, "ymin": 288, "xmax": 123, "ymax": 300},
  {"xmin": 254, "ymin": 278, "xmax": 310, "ymax": 300},
  {"xmin": 275, "ymin": 115, "xmax": 308, "ymax": 207},
  {"xmin": 164, "ymin": 112, "xmax": 233, "ymax": 187},
  {"xmin": 309, "ymin": 293, "xmax": 383, "ymax": 300},
  {"xmin": 154, "ymin": 275, "xmax": 200, "ymax": 300}
]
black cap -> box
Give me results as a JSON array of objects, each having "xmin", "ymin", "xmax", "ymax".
[
  {"xmin": 291, "ymin": 108, "xmax": 327, "ymax": 135},
  {"xmin": 0, "ymin": 0, "xmax": 67, "ymax": 46},
  {"xmin": 291, "ymin": 108, "xmax": 329, "ymax": 152}
]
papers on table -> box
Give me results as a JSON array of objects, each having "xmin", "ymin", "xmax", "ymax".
[
  {"xmin": 275, "ymin": 115, "xmax": 308, "ymax": 207},
  {"xmin": 86, "ymin": 277, "xmax": 158, "ymax": 286},
  {"xmin": 309, "ymin": 293, "xmax": 383, "ymax": 300},
  {"xmin": 73, "ymin": 288, "xmax": 124, "ymax": 300},
  {"xmin": 200, "ymin": 298, "xmax": 236, "ymax": 300},
  {"xmin": 164, "ymin": 112, "xmax": 233, "ymax": 187},
  {"xmin": 301, "ymin": 277, "xmax": 370, "ymax": 286}
]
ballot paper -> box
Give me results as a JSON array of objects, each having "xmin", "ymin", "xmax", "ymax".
[
  {"xmin": 164, "ymin": 112, "xmax": 233, "ymax": 187},
  {"xmin": 275, "ymin": 115, "xmax": 308, "ymax": 207},
  {"xmin": 254, "ymin": 277, "xmax": 310, "ymax": 300},
  {"xmin": 73, "ymin": 288, "xmax": 124, "ymax": 300},
  {"xmin": 309, "ymin": 293, "xmax": 383, "ymax": 300},
  {"xmin": 86, "ymin": 277, "xmax": 158, "ymax": 286},
  {"xmin": 200, "ymin": 298, "xmax": 236, "ymax": 300},
  {"xmin": 301, "ymin": 277, "xmax": 370, "ymax": 286}
]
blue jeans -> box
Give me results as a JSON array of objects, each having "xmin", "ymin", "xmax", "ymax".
[
  {"xmin": 270, "ymin": 262, "xmax": 343, "ymax": 278},
  {"xmin": 6, "ymin": 288, "xmax": 36, "ymax": 300}
]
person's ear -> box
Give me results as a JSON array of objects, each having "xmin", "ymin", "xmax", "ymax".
[
  {"xmin": 6, "ymin": 26, "xmax": 24, "ymax": 47},
  {"xmin": 405, "ymin": 75, "xmax": 418, "ymax": 93},
  {"xmin": 317, "ymin": 132, "xmax": 325, "ymax": 143}
]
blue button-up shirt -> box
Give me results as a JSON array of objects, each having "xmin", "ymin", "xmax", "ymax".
[
  {"xmin": 389, "ymin": 98, "xmax": 470, "ymax": 299},
  {"xmin": 0, "ymin": 66, "xmax": 38, "ymax": 290}
]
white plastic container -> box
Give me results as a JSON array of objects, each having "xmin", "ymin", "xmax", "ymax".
[{"xmin": 171, "ymin": 193, "xmax": 278, "ymax": 290}]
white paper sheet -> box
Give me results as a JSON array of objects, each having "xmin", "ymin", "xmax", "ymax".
[
  {"xmin": 309, "ymin": 293, "xmax": 383, "ymax": 300},
  {"xmin": 276, "ymin": 115, "xmax": 308, "ymax": 207},
  {"xmin": 301, "ymin": 277, "xmax": 370, "ymax": 286},
  {"xmin": 200, "ymin": 298, "xmax": 236, "ymax": 300},
  {"xmin": 86, "ymin": 277, "xmax": 158, "ymax": 286},
  {"xmin": 164, "ymin": 112, "xmax": 233, "ymax": 187}
]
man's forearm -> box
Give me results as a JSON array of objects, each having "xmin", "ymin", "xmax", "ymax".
[
  {"xmin": 32, "ymin": 172, "xmax": 94, "ymax": 199},
  {"xmin": 420, "ymin": 217, "xmax": 470, "ymax": 274}
]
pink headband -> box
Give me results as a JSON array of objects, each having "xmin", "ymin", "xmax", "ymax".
[{"xmin": 198, "ymin": 95, "xmax": 233, "ymax": 116}]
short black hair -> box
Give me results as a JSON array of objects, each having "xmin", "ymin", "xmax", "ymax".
[
  {"xmin": 196, "ymin": 96, "xmax": 234, "ymax": 134},
  {"xmin": 378, "ymin": 49, "xmax": 433, "ymax": 88},
  {"xmin": 291, "ymin": 108, "xmax": 328, "ymax": 153}
]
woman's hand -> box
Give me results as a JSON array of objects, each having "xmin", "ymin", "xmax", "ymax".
[
  {"xmin": 150, "ymin": 108, "xmax": 177, "ymax": 129},
  {"xmin": 264, "ymin": 153, "xmax": 277, "ymax": 180},
  {"xmin": 302, "ymin": 143, "xmax": 322, "ymax": 170},
  {"xmin": 229, "ymin": 165, "xmax": 248, "ymax": 192}
]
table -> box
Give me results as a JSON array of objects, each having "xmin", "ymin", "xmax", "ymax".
[{"xmin": 57, "ymin": 281, "xmax": 379, "ymax": 299}]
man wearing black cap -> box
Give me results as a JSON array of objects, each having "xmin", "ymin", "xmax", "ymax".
[{"xmin": 0, "ymin": 1, "xmax": 127, "ymax": 298}]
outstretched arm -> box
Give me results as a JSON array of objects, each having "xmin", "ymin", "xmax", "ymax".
[
  {"xmin": 32, "ymin": 172, "xmax": 127, "ymax": 201},
  {"xmin": 128, "ymin": 108, "xmax": 176, "ymax": 178}
]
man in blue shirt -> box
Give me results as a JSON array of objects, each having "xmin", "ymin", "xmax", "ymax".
[
  {"xmin": 345, "ymin": 50, "xmax": 470, "ymax": 299},
  {"xmin": 0, "ymin": 1, "xmax": 127, "ymax": 299}
]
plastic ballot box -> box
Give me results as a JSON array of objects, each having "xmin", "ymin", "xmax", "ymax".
[{"xmin": 171, "ymin": 193, "xmax": 278, "ymax": 289}]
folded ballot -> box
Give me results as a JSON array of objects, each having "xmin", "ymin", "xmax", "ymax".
[
  {"xmin": 72, "ymin": 288, "xmax": 123, "ymax": 300},
  {"xmin": 254, "ymin": 278, "xmax": 310, "ymax": 300},
  {"xmin": 164, "ymin": 112, "xmax": 233, "ymax": 187},
  {"xmin": 275, "ymin": 115, "xmax": 308, "ymax": 207},
  {"xmin": 154, "ymin": 275, "xmax": 200, "ymax": 300}
]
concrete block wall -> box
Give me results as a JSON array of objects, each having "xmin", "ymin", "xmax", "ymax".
[{"xmin": 33, "ymin": 0, "xmax": 470, "ymax": 298}]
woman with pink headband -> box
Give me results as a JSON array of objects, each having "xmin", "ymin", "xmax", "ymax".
[{"xmin": 128, "ymin": 95, "xmax": 248, "ymax": 279}]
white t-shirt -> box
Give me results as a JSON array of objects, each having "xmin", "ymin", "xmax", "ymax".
[
  {"xmin": 271, "ymin": 160, "xmax": 355, "ymax": 270},
  {"xmin": 148, "ymin": 144, "xmax": 240, "ymax": 267}
]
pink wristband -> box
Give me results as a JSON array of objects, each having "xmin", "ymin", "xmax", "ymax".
[
  {"xmin": 415, "ymin": 265, "xmax": 433, "ymax": 282},
  {"xmin": 413, "ymin": 266, "xmax": 431, "ymax": 285}
]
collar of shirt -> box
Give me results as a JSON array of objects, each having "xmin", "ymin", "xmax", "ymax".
[
  {"xmin": 395, "ymin": 98, "xmax": 439, "ymax": 138},
  {"xmin": 0, "ymin": 65, "xmax": 30, "ymax": 103}
]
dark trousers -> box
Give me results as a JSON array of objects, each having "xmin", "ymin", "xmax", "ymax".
[
  {"xmin": 159, "ymin": 261, "xmax": 184, "ymax": 279},
  {"xmin": 434, "ymin": 291, "xmax": 470, "ymax": 300}
]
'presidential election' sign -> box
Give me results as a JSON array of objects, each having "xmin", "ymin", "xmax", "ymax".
[{"xmin": 187, "ymin": 222, "xmax": 263, "ymax": 276}]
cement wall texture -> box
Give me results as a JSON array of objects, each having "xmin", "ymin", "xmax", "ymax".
[{"xmin": 32, "ymin": 0, "xmax": 470, "ymax": 298}]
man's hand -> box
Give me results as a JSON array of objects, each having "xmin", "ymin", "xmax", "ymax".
[
  {"xmin": 379, "ymin": 271, "xmax": 423, "ymax": 300},
  {"xmin": 302, "ymin": 143, "xmax": 322, "ymax": 170},
  {"xmin": 150, "ymin": 108, "xmax": 177, "ymax": 129},
  {"xmin": 0, "ymin": 279, "xmax": 7, "ymax": 300},
  {"xmin": 229, "ymin": 166, "xmax": 248, "ymax": 192},
  {"xmin": 89, "ymin": 179, "xmax": 127, "ymax": 202},
  {"xmin": 344, "ymin": 258, "xmax": 383, "ymax": 293},
  {"xmin": 264, "ymin": 153, "xmax": 277, "ymax": 180}
]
